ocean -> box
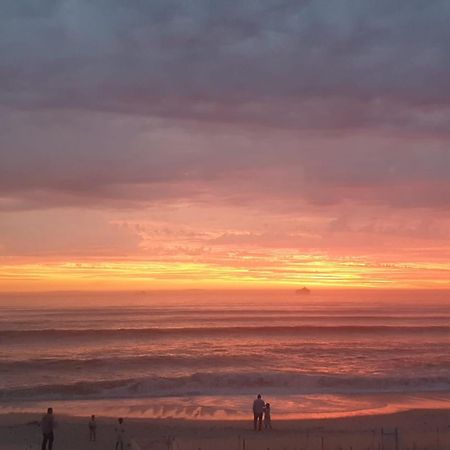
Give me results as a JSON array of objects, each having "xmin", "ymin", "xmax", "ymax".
[{"xmin": 1, "ymin": 290, "xmax": 449, "ymax": 419}]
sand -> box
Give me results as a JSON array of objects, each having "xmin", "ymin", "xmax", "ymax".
[{"xmin": 1, "ymin": 409, "xmax": 449, "ymax": 450}]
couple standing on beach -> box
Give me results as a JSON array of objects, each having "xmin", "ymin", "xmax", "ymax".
[{"xmin": 253, "ymin": 394, "xmax": 272, "ymax": 431}]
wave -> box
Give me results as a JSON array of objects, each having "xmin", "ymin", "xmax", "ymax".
[
  {"xmin": 2, "ymin": 325, "xmax": 450, "ymax": 340},
  {"xmin": 0, "ymin": 354, "xmax": 258, "ymax": 372},
  {"xmin": 2, "ymin": 371, "xmax": 450, "ymax": 402}
]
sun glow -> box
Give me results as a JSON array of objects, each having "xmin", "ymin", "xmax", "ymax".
[{"xmin": 2, "ymin": 253, "xmax": 450, "ymax": 291}]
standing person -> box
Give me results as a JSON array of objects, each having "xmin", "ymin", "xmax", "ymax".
[
  {"xmin": 252, "ymin": 394, "xmax": 265, "ymax": 431},
  {"xmin": 115, "ymin": 417, "xmax": 126, "ymax": 450},
  {"xmin": 264, "ymin": 402, "xmax": 272, "ymax": 429},
  {"xmin": 41, "ymin": 407, "xmax": 55, "ymax": 450},
  {"xmin": 88, "ymin": 414, "xmax": 97, "ymax": 441}
]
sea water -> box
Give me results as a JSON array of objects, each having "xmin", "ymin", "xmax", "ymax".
[{"xmin": 1, "ymin": 290, "xmax": 449, "ymax": 419}]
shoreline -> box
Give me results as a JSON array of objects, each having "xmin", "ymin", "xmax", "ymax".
[
  {"xmin": 2, "ymin": 408, "xmax": 450, "ymax": 450},
  {"xmin": 2, "ymin": 390, "xmax": 450, "ymax": 421}
]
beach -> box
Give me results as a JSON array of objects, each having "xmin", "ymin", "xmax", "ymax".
[
  {"xmin": 1, "ymin": 291, "xmax": 449, "ymax": 448},
  {"xmin": 2, "ymin": 0, "xmax": 450, "ymax": 446},
  {"xmin": 1, "ymin": 408, "xmax": 449, "ymax": 450}
]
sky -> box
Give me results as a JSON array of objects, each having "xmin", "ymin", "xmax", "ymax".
[{"xmin": 1, "ymin": 0, "xmax": 450, "ymax": 291}]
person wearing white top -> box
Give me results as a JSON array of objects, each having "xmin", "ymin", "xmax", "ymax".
[{"xmin": 264, "ymin": 402, "xmax": 272, "ymax": 429}]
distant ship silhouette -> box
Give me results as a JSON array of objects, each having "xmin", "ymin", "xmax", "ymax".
[{"xmin": 295, "ymin": 287, "xmax": 311, "ymax": 296}]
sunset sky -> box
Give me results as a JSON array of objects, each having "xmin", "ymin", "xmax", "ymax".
[{"xmin": 1, "ymin": 1, "xmax": 450, "ymax": 290}]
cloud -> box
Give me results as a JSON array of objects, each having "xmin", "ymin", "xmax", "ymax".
[
  {"xmin": 1, "ymin": 0, "xmax": 450, "ymax": 271},
  {"xmin": 0, "ymin": 208, "xmax": 140, "ymax": 257},
  {"xmin": 1, "ymin": 0, "xmax": 450, "ymax": 132},
  {"xmin": 2, "ymin": 0, "xmax": 450, "ymax": 213},
  {"xmin": 1, "ymin": 106, "xmax": 450, "ymax": 213}
]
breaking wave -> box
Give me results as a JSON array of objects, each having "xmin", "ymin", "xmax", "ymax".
[{"xmin": 2, "ymin": 371, "xmax": 450, "ymax": 402}]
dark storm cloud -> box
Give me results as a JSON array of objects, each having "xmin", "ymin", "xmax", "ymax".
[
  {"xmin": 1, "ymin": 0, "xmax": 450, "ymax": 212},
  {"xmin": 1, "ymin": 0, "xmax": 450, "ymax": 131}
]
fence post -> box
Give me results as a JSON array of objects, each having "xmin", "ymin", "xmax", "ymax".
[{"xmin": 395, "ymin": 428, "xmax": 399, "ymax": 450}]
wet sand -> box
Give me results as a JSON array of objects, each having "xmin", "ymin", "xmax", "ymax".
[{"xmin": 1, "ymin": 408, "xmax": 449, "ymax": 450}]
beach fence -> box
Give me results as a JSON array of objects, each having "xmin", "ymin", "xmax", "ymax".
[
  {"xmin": 380, "ymin": 428, "xmax": 399, "ymax": 450},
  {"xmin": 379, "ymin": 426, "xmax": 449, "ymax": 450},
  {"xmin": 136, "ymin": 425, "xmax": 450, "ymax": 450}
]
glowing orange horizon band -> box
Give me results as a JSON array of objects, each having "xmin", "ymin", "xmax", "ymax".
[{"xmin": 1, "ymin": 256, "xmax": 449, "ymax": 291}]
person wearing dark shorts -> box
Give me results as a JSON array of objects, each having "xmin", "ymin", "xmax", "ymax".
[
  {"xmin": 41, "ymin": 407, "xmax": 55, "ymax": 450},
  {"xmin": 252, "ymin": 394, "xmax": 265, "ymax": 431}
]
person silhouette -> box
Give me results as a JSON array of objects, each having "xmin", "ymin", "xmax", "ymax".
[
  {"xmin": 252, "ymin": 394, "xmax": 265, "ymax": 431},
  {"xmin": 88, "ymin": 414, "xmax": 97, "ymax": 441},
  {"xmin": 41, "ymin": 407, "xmax": 55, "ymax": 450},
  {"xmin": 115, "ymin": 417, "xmax": 126, "ymax": 450},
  {"xmin": 264, "ymin": 402, "xmax": 272, "ymax": 429}
]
